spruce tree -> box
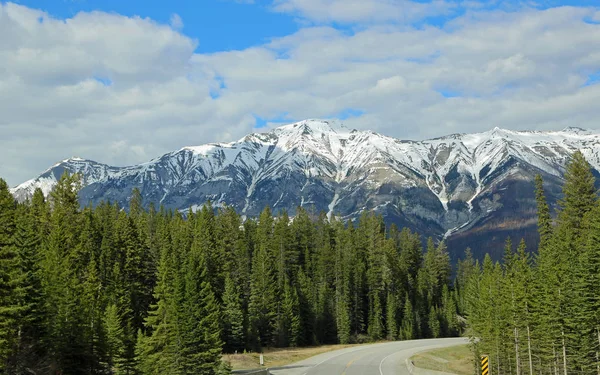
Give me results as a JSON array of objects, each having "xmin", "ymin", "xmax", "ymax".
[
  {"xmin": 0, "ymin": 178, "xmax": 18, "ymax": 371},
  {"xmin": 222, "ymin": 275, "xmax": 245, "ymax": 353},
  {"xmin": 104, "ymin": 304, "xmax": 126, "ymax": 374},
  {"xmin": 583, "ymin": 202, "xmax": 600, "ymax": 373},
  {"xmin": 12, "ymin": 202, "xmax": 47, "ymax": 373},
  {"xmin": 534, "ymin": 174, "xmax": 552, "ymax": 247},
  {"xmin": 282, "ymin": 280, "xmax": 301, "ymax": 347},
  {"xmin": 178, "ymin": 245, "xmax": 224, "ymax": 374},
  {"xmin": 136, "ymin": 246, "xmax": 177, "ymax": 375},
  {"xmin": 192, "ymin": 204, "xmax": 223, "ymax": 298},
  {"xmin": 336, "ymin": 293, "xmax": 351, "ymax": 344},
  {"xmin": 248, "ymin": 246, "xmax": 277, "ymax": 349},
  {"xmin": 557, "ymin": 150, "xmax": 597, "ymax": 237},
  {"xmin": 43, "ymin": 172, "xmax": 92, "ymax": 374},
  {"xmin": 386, "ymin": 292, "xmax": 398, "ymax": 341},
  {"xmin": 400, "ymin": 294, "xmax": 414, "ymax": 340},
  {"xmin": 555, "ymin": 151, "xmax": 597, "ymax": 371}
]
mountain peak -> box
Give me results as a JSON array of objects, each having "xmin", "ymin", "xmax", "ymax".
[
  {"xmin": 561, "ymin": 126, "xmax": 590, "ymax": 134},
  {"xmin": 274, "ymin": 119, "xmax": 351, "ymax": 135}
]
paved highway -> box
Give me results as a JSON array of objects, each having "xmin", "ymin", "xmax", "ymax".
[{"xmin": 269, "ymin": 337, "xmax": 469, "ymax": 375}]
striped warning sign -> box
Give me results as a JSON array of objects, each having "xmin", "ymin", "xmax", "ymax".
[{"xmin": 481, "ymin": 355, "xmax": 489, "ymax": 375}]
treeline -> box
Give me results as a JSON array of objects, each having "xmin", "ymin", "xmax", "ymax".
[
  {"xmin": 0, "ymin": 172, "xmax": 464, "ymax": 374},
  {"xmin": 464, "ymin": 151, "xmax": 600, "ymax": 374}
]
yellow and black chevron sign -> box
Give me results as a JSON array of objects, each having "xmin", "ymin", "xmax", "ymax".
[{"xmin": 481, "ymin": 355, "xmax": 489, "ymax": 375}]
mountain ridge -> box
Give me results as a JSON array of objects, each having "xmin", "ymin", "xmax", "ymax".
[{"xmin": 11, "ymin": 119, "xmax": 600, "ymax": 260}]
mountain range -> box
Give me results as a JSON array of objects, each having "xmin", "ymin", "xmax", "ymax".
[{"xmin": 11, "ymin": 119, "xmax": 600, "ymax": 261}]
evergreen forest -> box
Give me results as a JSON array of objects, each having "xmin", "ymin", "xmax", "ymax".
[
  {"xmin": 464, "ymin": 151, "xmax": 600, "ymax": 374},
  {"xmin": 0, "ymin": 170, "xmax": 460, "ymax": 374},
  {"xmin": 1, "ymin": 150, "xmax": 599, "ymax": 374}
]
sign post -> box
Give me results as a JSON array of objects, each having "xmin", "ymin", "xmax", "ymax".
[
  {"xmin": 481, "ymin": 355, "xmax": 489, "ymax": 375},
  {"xmin": 259, "ymin": 354, "xmax": 264, "ymax": 366}
]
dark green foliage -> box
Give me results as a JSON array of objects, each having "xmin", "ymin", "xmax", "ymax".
[
  {"xmin": 12, "ymin": 202, "xmax": 47, "ymax": 373},
  {"xmin": 248, "ymin": 246, "xmax": 277, "ymax": 349},
  {"xmin": 0, "ymin": 178, "xmax": 18, "ymax": 371},
  {"xmin": 465, "ymin": 153, "xmax": 600, "ymax": 374},
  {"xmin": 104, "ymin": 304, "xmax": 126, "ymax": 374},
  {"xmin": 222, "ymin": 276, "xmax": 245, "ymax": 352},
  {"xmin": 136, "ymin": 245, "xmax": 177, "ymax": 375},
  {"xmin": 0, "ymin": 171, "xmax": 469, "ymax": 374},
  {"xmin": 534, "ymin": 174, "xmax": 552, "ymax": 248}
]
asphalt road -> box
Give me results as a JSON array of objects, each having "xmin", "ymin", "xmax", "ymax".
[{"xmin": 268, "ymin": 337, "xmax": 469, "ymax": 375}]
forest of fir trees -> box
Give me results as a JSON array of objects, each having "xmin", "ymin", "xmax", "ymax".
[
  {"xmin": 0, "ymin": 170, "xmax": 464, "ymax": 374},
  {"xmin": 463, "ymin": 151, "xmax": 600, "ymax": 375}
]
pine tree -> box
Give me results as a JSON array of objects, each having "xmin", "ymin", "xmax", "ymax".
[
  {"xmin": 557, "ymin": 151, "xmax": 597, "ymax": 238},
  {"xmin": 43, "ymin": 172, "xmax": 93, "ymax": 374},
  {"xmin": 336, "ymin": 293, "xmax": 351, "ymax": 344},
  {"xmin": 136, "ymin": 245, "xmax": 177, "ymax": 375},
  {"xmin": 428, "ymin": 306, "xmax": 441, "ymax": 339},
  {"xmin": 386, "ymin": 292, "xmax": 398, "ymax": 341},
  {"xmin": 515, "ymin": 240, "xmax": 535, "ymax": 375},
  {"xmin": 222, "ymin": 275, "xmax": 245, "ymax": 353},
  {"xmin": 81, "ymin": 255, "xmax": 106, "ymax": 374},
  {"xmin": 442, "ymin": 287, "xmax": 458, "ymax": 337},
  {"xmin": 114, "ymin": 211, "xmax": 147, "ymax": 372},
  {"xmin": 192, "ymin": 204, "xmax": 223, "ymax": 298},
  {"xmin": 104, "ymin": 304, "xmax": 126, "ymax": 374},
  {"xmin": 0, "ymin": 178, "xmax": 19, "ymax": 371},
  {"xmin": 398, "ymin": 228, "xmax": 422, "ymax": 304},
  {"xmin": 368, "ymin": 292, "xmax": 384, "ymax": 341},
  {"xmin": 297, "ymin": 268, "xmax": 316, "ymax": 346},
  {"xmin": 534, "ymin": 174, "xmax": 552, "ymax": 248},
  {"xmin": 12, "ymin": 202, "xmax": 47, "ymax": 373},
  {"xmin": 282, "ymin": 281, "xmax": 301, "ymax": 347},
  {"xmin": 400, "ymin": 294, "xmax": 414, "ymax": 340},
  {"xmin": 554, "ymin": 150, "xmax": 597, "ymax": 372},
  {"xmin": 178, "ymin": 244, "xmax": 224, "ymax": 374},
  {"xmin": 248, "ymin": 246, "xmax": 277, "ymax": 349},
  {"xmin": 583, "ymin": 203, "xmax": 600, "ymax": 374}
]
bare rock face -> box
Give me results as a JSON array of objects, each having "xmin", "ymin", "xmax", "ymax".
[{"xmin": 12, "ymin": 120, "xmax": 600, "ymax": 261}]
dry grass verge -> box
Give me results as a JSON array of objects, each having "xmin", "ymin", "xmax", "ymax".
[
  {"xmin": 410, "ymin": 344, "xmax": 475, "ymax": 374},
  {"xmin": 222, "ymin": 344, "xmax": 360, "ymax": 370}
]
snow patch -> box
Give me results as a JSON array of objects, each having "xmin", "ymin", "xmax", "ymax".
[{"xmin": 327, "ymin": 192, "xmax": 340, "ymax": 220}]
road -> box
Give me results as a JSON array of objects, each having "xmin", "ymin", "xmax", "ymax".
[{"xmin": 268, "ymin": 337, "xmax": 469, "ymax": 375}]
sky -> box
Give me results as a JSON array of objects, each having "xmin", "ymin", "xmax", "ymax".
[{"xmin": 1, "ymin": 0, "xmax": 600, "ymax": 186}]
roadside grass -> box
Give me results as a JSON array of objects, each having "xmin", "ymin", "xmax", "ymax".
[
  {"xmin": 222, "ymin": 344, "xmax": 361, "ymax": 370},
  {"xmin": 410, "ymin": 344, "xmax": 475, "ymax": 374}
]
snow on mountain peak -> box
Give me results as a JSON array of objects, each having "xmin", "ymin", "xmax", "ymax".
[
  {"xmin": 11, "ymin": 121, "xmax": 600, "ymax": 222},
  {"xmin": 561, "ymin": 126, "xmax": 591, "ymax": 134},
  {"xmin": 273, "ymin": 119, "xmax": 352, "ymax": 136}
]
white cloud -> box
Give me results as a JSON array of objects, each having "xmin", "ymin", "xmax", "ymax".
[
  {"xmin": 1, "ymin": 1, "xmax": 600, "ymax": 186},
  {"xmin": 271, "ymin": 0, "xmax": 453, "ymax": 24},
  {"xmin": 170, "ymin": 13, "xmax": 183, "ymax": 30}
]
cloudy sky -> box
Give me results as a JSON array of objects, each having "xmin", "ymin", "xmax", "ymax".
[{"xmin": 1, "ymin": 0, "xmax": 600, "ymax": 186}]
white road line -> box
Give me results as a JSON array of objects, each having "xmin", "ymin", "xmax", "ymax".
[{"xmin": 378, "ymin": 351, "xmax": 399, "ymax": 375}]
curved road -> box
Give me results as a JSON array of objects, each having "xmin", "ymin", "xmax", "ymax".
[{"xmin": 269, "ymin": 337, "xmax": 469, "ymax": 375}]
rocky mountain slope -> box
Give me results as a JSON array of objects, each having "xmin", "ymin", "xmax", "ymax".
[{"xmin": 12, "ymin": 120, "xmax": 600, "ymax": 260}]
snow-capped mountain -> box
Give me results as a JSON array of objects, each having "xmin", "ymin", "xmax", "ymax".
[{"xmin": 11, "ymin": 120, "xmax": 600, "ymax": 260}]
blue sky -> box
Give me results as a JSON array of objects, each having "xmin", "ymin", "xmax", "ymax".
[
  {"xmin": 1, "ymin": 0, "xmax": 600, "ymax": 185},
  {"xmin": 15, "ymin": 0, "xmax": 300, "ymax": 52},
  {"xmin": 16, "ymin": 0, "xmax": 599, "ymax": 53}
]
